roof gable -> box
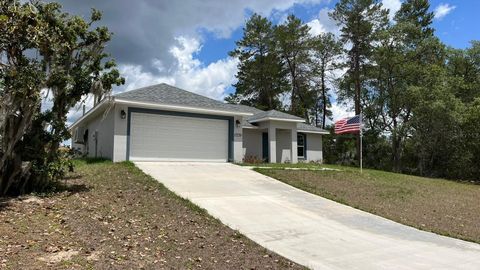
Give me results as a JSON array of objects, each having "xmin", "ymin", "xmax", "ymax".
[{"xmin": 247, "ymin": 110, "xmax": 305, "ymax": 123}]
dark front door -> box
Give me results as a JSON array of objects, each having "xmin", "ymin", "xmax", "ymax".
[{"xmin": 262, "ymin": 132, "xmax": 269, "ymax": 162}]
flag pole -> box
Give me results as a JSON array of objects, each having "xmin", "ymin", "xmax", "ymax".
[{"xmin": 360, "ymin": 112, "xmax": 363, "ymax": 174}]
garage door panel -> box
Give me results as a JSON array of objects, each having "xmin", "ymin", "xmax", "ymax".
[{"xmin": 129, "ymin": 112, "xmax": 229, "ymax": 161}]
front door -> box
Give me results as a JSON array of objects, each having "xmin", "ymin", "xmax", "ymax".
[{"xmin": 262, "ymin": 132, "xmax": 269, "ymax": 162}]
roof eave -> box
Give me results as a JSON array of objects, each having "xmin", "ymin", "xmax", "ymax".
[
  {"xmin": 248, "ymin": 117, "xmax": 305, "ymax": 124},
  {"xmin": 68, "ymin": 98, "xmax": 112, "ymax": 131},
  {"xmin": 242, "ymin": 125, "xmax": 258, "ymax": 129},
  {"xmin": 297, "ymin": 129, "xmax": 330, "ymax": 135},
  {"xmin": 115, "ymin": 98, "xmax": 254, "ymax": 117}
]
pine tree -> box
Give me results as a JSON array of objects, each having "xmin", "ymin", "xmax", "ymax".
[
  {"xmin": 275, "ymin": 15, "xmax": 314, "ymax": 120},
  {"xmin": 310, "ymin": 33, "xmax": 342, "ymax": 128},
  {"xmin": 226, "ymin": 14, "xmax": 287, "ymax": 110},
  {"xmin": 330, "ymin": 0, "xmax": 388, "ymax": 160}
]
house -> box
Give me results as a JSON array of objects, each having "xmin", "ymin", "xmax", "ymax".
[{"xmin": 70, "ymin": 83, "xmax": 329, "ymax": 163}]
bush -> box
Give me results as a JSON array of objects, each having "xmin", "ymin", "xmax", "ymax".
[{"xmin": 243, "ymin": 155, "xmax": 264, "ymax": 164}]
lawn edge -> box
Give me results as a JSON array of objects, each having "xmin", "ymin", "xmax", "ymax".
[
  {"xmin": 119, "ymin": 161, "xmax": 308, "ymax": 269},
  {"xmin": 254, "ymin": 167, "xmax": 480, "ymax": 245}
]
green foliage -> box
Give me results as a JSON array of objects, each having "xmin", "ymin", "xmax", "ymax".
[
  {"xmin": 324, "ymin": 0, "xmax": 480, "ymax": 181},
  {"xmin": 0, "ymin": 0, "xmax": 124, "ymax": 196},
  {"xmin": 274, "ymin": 15, "xmax": 315, "ymax": 119},
  {"xmin": 227, "ymin": 14, "xmax": 336, "ymax": 122},
  {"xmin": 226, "ymin": 14, "xmax": 288, "ymax": 110},
  {"xmin": 331, "ymin": 0, "xmax": 389, "ymax": 115},
  {"xmin": 310, "ymin": 33, "xmax": 342, "ymax": 128}
]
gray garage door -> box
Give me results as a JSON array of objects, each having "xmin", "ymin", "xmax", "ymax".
[{"xmin": 129, "ymin": 112, "xmax": 228, "ymax": 162}]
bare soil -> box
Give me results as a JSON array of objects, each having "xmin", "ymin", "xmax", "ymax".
[{"xmin": 0, "ymin": 160, "xmax": 304, "ymax": 269}]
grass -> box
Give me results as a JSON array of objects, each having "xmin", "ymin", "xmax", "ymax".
[
  {"xmin": 0, "ymin": 159, "xmax": 304, "ymax": 269},
  {"xmin": 253, "ymin": 163, "xmax": 480, "ymax": 244}
]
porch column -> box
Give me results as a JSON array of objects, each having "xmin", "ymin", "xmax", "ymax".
[
  {"xmin": 268, "ymin": 126, "xmax": 276, "ymax": 163},
  {"xmin": 291, "ymin": 128, "xmax": 298, "ymax": 164}
]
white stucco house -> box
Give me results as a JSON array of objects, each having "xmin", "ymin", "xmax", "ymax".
[{"xmin": 70, "ymin": 83, "xmax": 329, "ymax": 163}]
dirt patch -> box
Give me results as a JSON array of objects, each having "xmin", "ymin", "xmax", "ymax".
[
  {"xmin": 0, "ymin": 161, "xmax": 304, "ymax": 269},
  {"xmin": 259, "ymin": 168, "xmax": 480, "ymax": 244},
  {"xmin": 38, "ymin": 250, "xmax": 79, "ymax": 264}
]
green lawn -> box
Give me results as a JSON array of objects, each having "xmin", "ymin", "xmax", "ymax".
[{"xmin": 253, "ymin": 163, "xmax": 480, "ymax": 244}]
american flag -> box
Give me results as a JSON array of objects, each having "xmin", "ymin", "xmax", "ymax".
[{"xmin": 335, "ymin": 115, "xmax": 362, "ymax": 134}]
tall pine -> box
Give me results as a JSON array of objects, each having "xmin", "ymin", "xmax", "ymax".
[
  {"xmin": 275, "ymin": 15, "xmax": 314, "ymax": 120},
  {"xmin": 330, "ymin": 0, "xmax": 388, "ymax": 160},
  {"xmin": 310, "ymin": 33, "xmax": 342, "ymax": 128},
  {"xmin": 226, "ymin": 14, "xmax": 287, "ymax": 110}
]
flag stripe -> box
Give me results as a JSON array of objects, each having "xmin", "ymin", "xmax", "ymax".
[{"xmin": 334, "ymin": 115, "xmax": 362, "ymax": 135}]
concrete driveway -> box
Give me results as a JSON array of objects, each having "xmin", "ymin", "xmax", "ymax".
[{"xmin": 135, "ymin": 162, "xmax": 480, "ymax": 270}]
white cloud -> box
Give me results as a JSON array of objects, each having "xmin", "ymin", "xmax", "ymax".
[
  {"xmin": 59, "ymin": 0, "xmax": 328, "ymax": 72},
  {"xmin": 329, "ymin": 102, "xmax": 353, "ymax": 124},
  {"xmin": 67, "ymin": 96, "xmax": 95, "ymax": 126},
  {"xmin": 434, "ymin": 3, "xmax": 456, "ymax": 20},
  {"xmin": 307, "ymin": 8, "xmax": 339, "ymax": 36},
  {"xmin": 69, "ymin": 36, "xmax": 239, "ymax": 124},
  {"xmin": 118, "ymin": 36, "xmax": 239, "ymax": 101},
  {"xmin": 307, "ymin": 19, "xmax": 329, "ymax": 36},
  {"xmin": 64, "ymin": 0, "xmax": 334, "ymax": 124},
  {"xmin": 382, "ymin": 0, "xmax": 402, "ymax": 20}
]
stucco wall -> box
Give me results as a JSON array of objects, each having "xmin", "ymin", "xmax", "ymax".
[
  {"xmin": 75, "ymin": 106, "xmax": 115, "ymax": 159},
  {"xmin": 242, "ymin": 128, "xmax": 263, "ymax": 159},
  {"xmin": 233, "ymin": 116, "xmax": 243, "ymax": 162},
  {"xmin": 305, "ymin": 133, "xmax": 323, "ymax": 162},
  {"xmin": 276, "ymin": 129, "xmax": 292, "ymax": 163},
  {"xmin": 113, "ymin": 106, "xmax": 238, "ymax": 162},
  {"xmin": 113, "ymin": 104, "xmax": 128, "ymax": 162},
  {"xmin": 242, "ymin": 128, "xmax": 262, "ymax": 161}
]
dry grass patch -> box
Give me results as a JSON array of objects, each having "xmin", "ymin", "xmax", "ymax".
[
  {"xmin": 0, "ymin": 160, "xmax": 304, "ymax": 269},
  {"xmin": 257, "ymin": 166, "xmax": 480, "ymax": 244}
]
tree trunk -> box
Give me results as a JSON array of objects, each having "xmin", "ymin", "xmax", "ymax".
[
  {"xmin": 321, "ymin": 68, "xmax": 327, "ymax": 129},
  {"xmin": 353, "ymin": 43, "xmax": 361, "ymax": 163},
  {"xmin": 0, "ymin": 100, "xmax": 37, "ymax": 195},
  {"xmin": 391, "ymin": 132, "xmax": 402, "ymax": 172}
]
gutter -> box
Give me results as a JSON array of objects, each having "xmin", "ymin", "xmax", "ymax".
[
  {"xmin": 114, "ymin": 98, "xmax": 254, "ymax": 117},
  {"xmin": 248, "ymin": 117, "xmax": 306, "ymax": 124},
  {"xmin": 297, "ymin": 130, "xmax": 330, "ymax": 135}
]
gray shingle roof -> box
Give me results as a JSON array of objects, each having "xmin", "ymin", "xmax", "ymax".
[
  {"xmin": 114, "ymin": 84, "xmax": 327, "ymax": 135},
  {"xmin": 247, "ymin": 110, "xmax": 304, "ymax": 122},
  {"xmin": 297, "ymin": 123, "xmax": 329, "ymax": 134},
  {"xmin": 114, "ymin": 83, "xmax": 255, "ymax": 114}
]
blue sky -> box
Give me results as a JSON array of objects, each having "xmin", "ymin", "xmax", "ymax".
[
  {"xmin": 188, "ymin": 0, "xmax": 480, "ymax": 100},
  {"xmin": 60, "ymin": 0, "xmax": 479, "ymax": 124},
  {"xmin": 199, "ymin": 0, "xmax": 478, "ymax": 66}
]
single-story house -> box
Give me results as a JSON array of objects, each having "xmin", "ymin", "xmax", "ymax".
[{"xmin": 70, "ymin": 83, "xmax": 329, "ymax": 163}]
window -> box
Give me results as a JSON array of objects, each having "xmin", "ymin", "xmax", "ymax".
[{"xmin": 297, "ymin": 133, "xmax": 305, "ymax": 158}]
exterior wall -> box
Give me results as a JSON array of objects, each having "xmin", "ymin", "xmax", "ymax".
[
  {"xmin": 266, "ymin": 121, "xmax": 297, "ymax": 163},
  {"xmin": 243, "ymin": 121, "xmax": 299, "ymax": 163},
  {"xmin": 242, "ymin": 128, "xmax": 262, "ymax": 161},
  {"xmin": 276, "ymin": 129, "xmax": 292, "ymax": 163},
  {"xmin": 233, "ymin": 116, "xmax": 244, "ymax": 162},
  {"xmin": 112, "ymin": 105, "xmax": 237, "ymax": 162},
  {"xmin": 75, "ymin": 106, "xmax": 115, "ymax": 159},
  {"xmin": 305, "ymin": 133, "xmax": 323, "ymax": 162},
  {"xmin": 113, "ymin": 104, "xmax": 128, "ymax": 162},
  {"xmin": 291, "ymin": 128, "xmax": 298, "ymax": 163},
  {"xmin": 73, "ymin": 103, "xmax": 324, "ymax": 163},
  {"xmin": 71, "ymin": 141, "xmax": 85, "ymax": 153}
]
